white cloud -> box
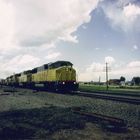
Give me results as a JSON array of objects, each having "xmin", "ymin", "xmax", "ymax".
[
  {"xmin": 0, "ymin": 0, "xmax": 100, "ymax": 78},
  {"xmin": 0, "ymin": 0, "xmax": 17, "ymax": 51},
  {"xmin": 1, "ymin": 0, "xmax": 99, "ymax": 47},
  {"xmin": 79, "ymin": 59, "xmax": 140, "ymax": 82},
  {"xmin": 100, "ymin": 1, "xmax": 140, "ymax": 32},
  {"xmin": 82, "ymin": 25, "xmax": 87, "ymax": 29},
  {"xmin": 0, "ymin": 54, "xmax": 40, "ymax": 78},
  {"xmin": 123, "ymin": 3, "xmax": 140, "ymax": 18},
  {"xmin": 86, "ymin": 62, "xmax": 104, "ymax": 72},
  {"xmin": 45, "ymin": 51, "xmax": 61, "ymax": 60},
  {"xmin": 105, "ymin": 56, "xmax": 115, "ymax": 64},
  {"xmin": 79, "ymin": 57, "xmax": 115, "ymax": 81},
  {"xmin": 127, "ymin": 61, "xmax": 140, "ymax": 67},
  {"xmin": 95, "ymin": 47, "xmax": 100, "ymax": 50},
  {"xmin": 132, "ymin": 45, "xmax": 138, "ymax": 50},
  {"xmin": 79, "ymin": 60, "xmax": 106, "ymax": 81},
  {"xmin": 108, "ymin": 48, "xmax": 113, "ymax": 51},
  {"xmin": 107, "ymin": 60, "xmax": 140, "ymax": 81}
]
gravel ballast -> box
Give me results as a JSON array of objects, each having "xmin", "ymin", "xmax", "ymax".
[{"xmin": 0, "ymin": 87, "xmax": 140, "ymax": 139}]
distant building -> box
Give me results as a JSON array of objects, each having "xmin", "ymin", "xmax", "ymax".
[
  {"xmin": 120, "ymin": 81, "xmax": 125, "ymax": 86},
  {"xmin": 108, "ymin": 79, "xmax": 120, "ymax": 85},
  {"xmin": 125, "ymin": 81, "xmax": 132, "ymax": 86},
  {"xmin": 0, "ymin": 79, "xmax": 5, "ymax": 85}
]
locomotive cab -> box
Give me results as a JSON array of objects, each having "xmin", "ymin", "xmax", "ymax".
[{"xmin": 48, "ymin": 61, "xmax": 79, "ymax": 91}]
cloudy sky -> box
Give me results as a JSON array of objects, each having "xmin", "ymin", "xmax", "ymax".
[{"xmin": 0, "ymin": 0, "xmax": 140, "ymax": 82}]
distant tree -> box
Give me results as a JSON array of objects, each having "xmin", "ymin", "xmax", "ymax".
[
  {"xmin": 131, "ymin": 77, "xmax": 140, "ymax": 85},
  {"xmin": 120, "ymin": 76, "xmax": 125, "ymax": 82}
]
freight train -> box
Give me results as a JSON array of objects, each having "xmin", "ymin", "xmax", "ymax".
[{"xmin": 2, "ymin": 61, "xmax": 79, "ymax": 91}]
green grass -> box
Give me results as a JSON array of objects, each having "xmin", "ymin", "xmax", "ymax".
[{"xmin": 79, "ymin": 84, "xmax": 140, "ymax": 94}]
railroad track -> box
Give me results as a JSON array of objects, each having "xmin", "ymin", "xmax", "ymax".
[
  {"xmin": 71, "ymin": 107, "xmax": 127, "ymax": 132},
  {"xmin": 71, "ymin": 91, "xmax": 140, "ymax": 105},
  {"xmin": 1, "ymin": 86, "xmax": 140, "ymax": 105},
  {"xmin": 78, "ymin": 90, "xmax": 140, "ymax": 98}
]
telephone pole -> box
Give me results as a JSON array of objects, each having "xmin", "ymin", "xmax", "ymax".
[
  {"xmin": 106, "ymin": 62, "xmax": 109, "ymax": 90},
  {"xmin": 99, "ymin": 76, "xmax": 101, "ymax": 85}
]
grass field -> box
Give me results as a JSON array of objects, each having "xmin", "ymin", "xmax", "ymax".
[{"xmin": 79, "ymin": 83, "xmax": 140, "ymax": 94}]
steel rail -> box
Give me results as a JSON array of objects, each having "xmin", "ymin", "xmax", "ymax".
[
  {"xmin": 72, "ymin": 91, "xmax": 140, "ymax": 105},
  {"xmin": 71, "ymin": 107, "xmax": 127, "ymax": 132},
  {"xmin": 78, "ymin": 90, "xmax": 140, "ymax": 97}
]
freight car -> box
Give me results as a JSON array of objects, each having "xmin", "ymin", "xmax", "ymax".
[{"xmin": 4, "ymin": 61, "xmax": 79, "ymax": 91}]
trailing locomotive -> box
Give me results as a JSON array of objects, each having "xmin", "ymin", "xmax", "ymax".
[{"xmin": 4, "ymin": 61, "xmax": 79, "ymax": 91}]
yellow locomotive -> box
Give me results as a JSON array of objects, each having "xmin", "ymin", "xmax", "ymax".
[{"xmin": 5, "ymin": 61, "xmax": 79, "ymax": 91}]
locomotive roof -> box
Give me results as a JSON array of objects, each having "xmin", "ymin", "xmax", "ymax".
[
  {"xmin": 33, "ymin": 61, "xmax": 73, "ymax": 72},
  {"xmin": 48, "ymin": 61, "xmax": 73, "ymax": 68},
  {"xmin": 49, "ymin": 61, "xmax": 73, "ymax": 66}
]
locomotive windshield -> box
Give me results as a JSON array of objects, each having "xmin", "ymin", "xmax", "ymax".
[{"xmin": 49, "ymin": 61, "xmax": 73, "ymax": 69}]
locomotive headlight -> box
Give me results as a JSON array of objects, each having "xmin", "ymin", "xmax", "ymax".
[
  {"xmin": 62, "ymin": 82, "xmax": 65, "ymax": 84},
  {"xmin": 74, "ymin": 82, "xmax": 76, "ymax": 84}
]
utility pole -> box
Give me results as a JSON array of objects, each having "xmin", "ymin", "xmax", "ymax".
[
  {"xmin": 99, "ymin": 76, "xmax": 101, "ymax": 85},
  {"xmin": 106, "ymin": 63, "xmax": 109, "ymax": 90}
]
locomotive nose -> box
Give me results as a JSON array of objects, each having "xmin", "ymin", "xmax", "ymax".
[{"xmin": 56, "ymin": 67, "xmax": 76, "ymax": 81}]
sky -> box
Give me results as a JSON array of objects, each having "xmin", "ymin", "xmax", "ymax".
[{"xmin": 0, "ymin": 0, "xmax": 140, "ymax": 82}]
